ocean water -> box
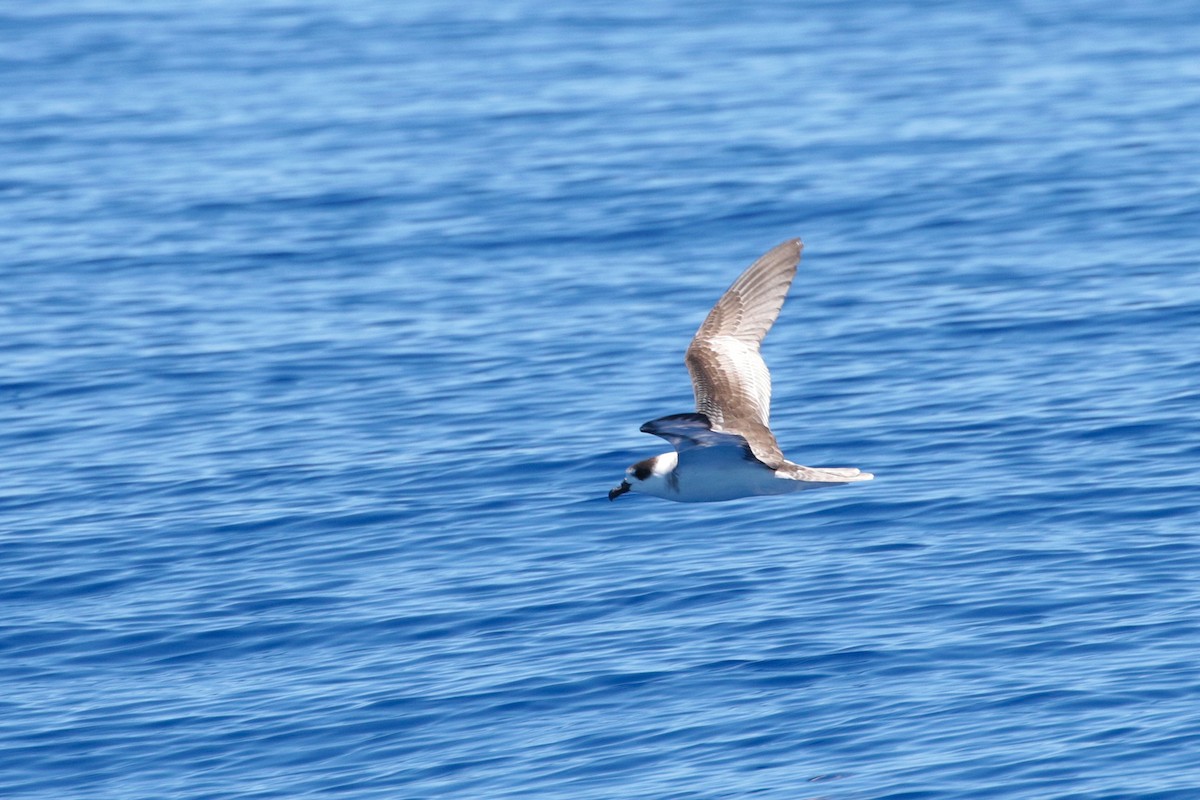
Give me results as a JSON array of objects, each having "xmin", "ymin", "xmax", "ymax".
[{"xmin": 3, "ymin": 1, "xmax": 1200, "ymax": 798}]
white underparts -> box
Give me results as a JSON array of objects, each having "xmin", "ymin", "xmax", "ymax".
[{"xmin": 628, "ymin": 446, "xmax": 853, "ymax": 503}]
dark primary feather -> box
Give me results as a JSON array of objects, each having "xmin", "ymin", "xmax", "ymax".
[{"xmin": 640, "ymin": 412, "xmax": 754, "ymax": 453}]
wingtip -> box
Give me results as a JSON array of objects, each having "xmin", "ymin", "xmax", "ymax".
[
  {"xmin": 771, "ymin": 238, "xmax": 803, "ymax": 259},
  {"xmin": 640, "ymin": 412, "xmax": 711, "ymax": 435}
]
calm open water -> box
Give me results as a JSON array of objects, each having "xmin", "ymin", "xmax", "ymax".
[{"xmin": 3, "ymin": 2, "xmax": 1200, "ymax": 798}]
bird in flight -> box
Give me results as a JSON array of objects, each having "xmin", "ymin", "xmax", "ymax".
[{"xmin": 609, "ymin": 239, "xmax": 873, "ymax": 503}]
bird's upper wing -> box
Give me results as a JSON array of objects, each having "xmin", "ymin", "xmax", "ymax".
[{"xmin": 684, "ymin": 239, "xmax": 801, "ymax": 468}]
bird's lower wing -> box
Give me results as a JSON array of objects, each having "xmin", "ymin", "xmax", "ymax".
[{"xmin": 640, "ymin": 413, "xmax": 754, "ymax": 454}]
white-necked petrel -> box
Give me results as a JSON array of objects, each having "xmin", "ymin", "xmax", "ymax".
[{"xmin": 609, "ymin": 239, "xmax": 873, "ymax": 503}]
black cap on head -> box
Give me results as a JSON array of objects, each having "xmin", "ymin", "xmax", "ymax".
[{"xmin": 631, "ymin": 459, "xmax": 655, "ymax": 481}]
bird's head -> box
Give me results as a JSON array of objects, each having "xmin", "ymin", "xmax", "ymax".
[{"xmin": 608, "ymin": 454, "xmax": 675, "ymax": 501}]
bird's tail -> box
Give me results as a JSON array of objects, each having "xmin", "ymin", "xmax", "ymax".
[{"xmin": 778, "ymin": 463, "xmax": 874, "ymax": 483}]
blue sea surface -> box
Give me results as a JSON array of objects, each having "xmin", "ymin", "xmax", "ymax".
[{"xmin": 3, "ymin": 1, "xmax": 1200, "ymax": 798}]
